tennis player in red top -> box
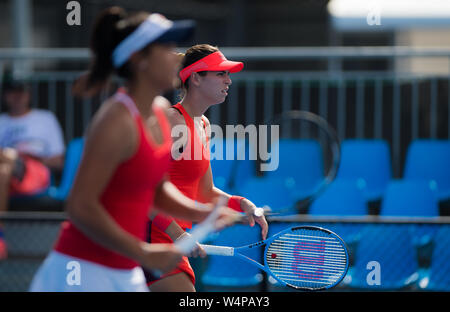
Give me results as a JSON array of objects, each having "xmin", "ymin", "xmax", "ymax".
[
  {"xmin": 146, "ymin": 44, "xmax": 269, "ymax": 292},
  {"xmin": 29, "ymin": 9, "xmax": 238, "ymax": 292}
]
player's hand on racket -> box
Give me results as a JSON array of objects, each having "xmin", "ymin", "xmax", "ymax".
[
  {"xmin": 175, "ymin": 195, "xmax": 239, "ymax": 256},
  {"xmin": 213, "ymin": 206, "xmax": 242, "ymax": 230},
  {"xmin": 240, "ymin": 198, "xmax": 269, "ymax": 240},
  {"xmin": 175, "ymin": 232, "xmax": 206, "ymax": 258},
  {"xmin": 201, "ymin": 196, "xmax": 241, "ymax": 231},
  {"xmin": 138, "ymin": 242, "xmax": 183, "ymax": 274}
]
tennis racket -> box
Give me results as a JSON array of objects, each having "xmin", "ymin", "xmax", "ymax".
[
  {"xmin": 175, "ymin": 195, "xmax": 229, "ymax": 255},
  {"xmin": 201, "ymin": 225, "xmax": 348, "ymax": 291},
  {"xmin": 176, "ymin": 203, "xmax": 266, "ymax": 255},
  {"xmin": 262, "ymin": 110, "xmax": 341, "ymax": 214},
  {"xmin": 151, "ymin": 195, "xmax": 230, "ymax": 278}
]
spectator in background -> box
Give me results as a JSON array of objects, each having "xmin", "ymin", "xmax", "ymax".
[
  {"xmin": 0, "ymin": 79, "xmax": 66, "ymax": 209},
  {"xmin": 0, "ymin": 79, "xmax": 65, "ymax": 258}
]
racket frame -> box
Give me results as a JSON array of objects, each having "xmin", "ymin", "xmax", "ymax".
[
  {"xmin": 202, "ymin": 225, "xmax": 349, "ymax": 291},
  {"xmin": 267, "ymin": 110, "xmax": 342, "ymax": 212}
]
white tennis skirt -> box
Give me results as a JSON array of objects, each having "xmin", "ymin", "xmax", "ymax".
[{"xmin": 29, "ymin": 251, "xmax": 149, "ymax": 292}]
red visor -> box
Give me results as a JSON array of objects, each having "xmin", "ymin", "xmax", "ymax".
[{"xmin": 179, "ymin": 51, "xmax": 244, "ymax": 83}]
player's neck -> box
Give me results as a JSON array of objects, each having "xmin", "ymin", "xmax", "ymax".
[
  {"xmin": 126, "ymin": 82, "xmax": 160, "ymax": 119},
  {"xmin": 180, "ymin": 92, "xmax": 209, "ymax": 118}
]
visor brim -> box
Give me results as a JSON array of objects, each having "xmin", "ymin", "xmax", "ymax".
[
  {"xmin": 155, "ymin": 20, "xmax": 196, "ymax": 45},
  {"xmin": 207, "ymin": 60, "xmax": 244, "ymax": 73}
]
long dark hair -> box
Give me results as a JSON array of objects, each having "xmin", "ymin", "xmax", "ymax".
[{"xmin": 72, "ymin": 7, "xmax": 150, "ymax": 97}]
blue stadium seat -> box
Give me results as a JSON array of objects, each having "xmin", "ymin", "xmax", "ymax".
[
  {"xmin": 210, "ymin": 138, "xmax": 255, "ymax": 193},
  {"xmin": 337, "ymin": 139, "xmax": 392, "ymax": 201},
  {"xmin": 307, "ymin": 179, "xmax": 367, "ymax": 266},
  {"xmin": 201, "ymin": 224, "xmax": 263, "ymax": 288},
  {"xmin": 238, "ymin": 177, "xmax": 297, "ymax": 215},
  {"xmin": 309, "ymin": 179, "xmax": 368, "ymax": 216},
  {"xmin": 403, "ymin": 140, "xmax": 450, "ymax": 200},
  {"xmin": 263, "ymin": 139, "xmax": 325, "ymax": 201},
  {"xmin": 379, "ymin": 180, "xmax": 440, "ymax": 272},
  {"xmin": 46, "ymin": 137, "xmax": 85, "ymax": 201},
  {"xmin": 380, "ymin": 180, "xmax": 439, "ymax": 217},
  {"xmin": 409, "ymin": 223, "xmax": 439, "ymax": 278},
  {"xmin": 418, "ymin": 225, "xmax": 450, "ymax": 291},
  {"xmin": 343, "ymin": 224, "xmax": 419, "ymax": 290}
]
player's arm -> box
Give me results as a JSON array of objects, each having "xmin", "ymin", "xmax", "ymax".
[
  {"xmin": 153, "ymin": 179, "xmax": 224, "ymax": 223},
  {"xmin": 152, "ymin": 102, "xmax": 212, "ymax": 223},
  {"xmin": 152, "ymin": 176, "xmax": 240, "ymax": 256},
  {"xmin": 66, "ymin": 100, "xmax": 180, "ymax": 272},
  {"xmin": 198, "ymin": 116, "xmax": 268, "ymax": 239},
  {"xmin": 149, "ymin": 210, "xmax": 206, "ymax": 258},
  {"xmin": 149, "ymin": 209, "xmax": 183, "ymax": 239},
  {"xmin": 152, "ymin": 103, "xmax": 239, "ymax": 229},
  {"xmin": 195, "ymin": 115, "xmax": 229, "ymax": 202},
  {"xmin": 196, "ymin": 158, "xmax": 268, "ymax": 239},
  {"xmin": 164, "ymin": 101, "xmax": 188, "ymax": 159},
  {"xmin": 195, "ymin": 115, "xmax": 242, "ymax": 209}
]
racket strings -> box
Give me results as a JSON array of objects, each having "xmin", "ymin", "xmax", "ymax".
[
  {"xmin": 269, "ymin": 245, "xmax": 346, "ymax": 261},
  {"xmin": 266, "ymin": 229, "xmax": 347, "ymax": 289},
  {"xmin": 271, "ymin": 234, "xmax": 347, "ymax": 257},
  {"xmin": 267, "ymin": 250, "xmax": 346, "ymax": 268}
]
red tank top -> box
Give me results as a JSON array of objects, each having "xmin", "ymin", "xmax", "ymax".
[
  {"xmin": 54, "ymin": 91, "xmax": 172, "ymax": 269},
  {"xmin": 168, "ymin": 103, "xmax": 210, "ymax": 229}
]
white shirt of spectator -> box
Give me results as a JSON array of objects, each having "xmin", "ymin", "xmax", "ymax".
[{"xmin": 0, "ymin": 109, "xmax": 65, "ymax": 158}]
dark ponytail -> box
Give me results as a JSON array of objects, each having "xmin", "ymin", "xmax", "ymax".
[{"xmin": 73, "ymin": 7, "xmax": 149, "ymax": 97}]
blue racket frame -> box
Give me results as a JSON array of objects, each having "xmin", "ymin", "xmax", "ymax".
[{"xmin": 229, "ymin": 226, "xmax": 349, "ymax": 291}]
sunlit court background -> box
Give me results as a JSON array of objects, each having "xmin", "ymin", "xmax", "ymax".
[{"xmin": 1, "ymin": 0, "xmax": 450, "ymax": 292}]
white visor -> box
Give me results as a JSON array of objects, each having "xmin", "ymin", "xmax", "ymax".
[{"xmin": 112, "ymin": 14, "xmax": 193, "ymax": 68}]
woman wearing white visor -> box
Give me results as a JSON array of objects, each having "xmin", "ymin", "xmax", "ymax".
[{"xmin": 29, "ymin": 8, "xmax": 238, "ymax": 292}]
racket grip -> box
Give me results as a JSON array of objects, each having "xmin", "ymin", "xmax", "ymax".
[
  {"xmin": 175, "ymin": 195, "xmax": 228, "ymax": 255},
  {"xmin": 201, "ymin": 244, "xmax": 234, "ymax": 256},
  {"xmin": 175, "ymin": 223, "xmax": 214, "ymax": 255}
]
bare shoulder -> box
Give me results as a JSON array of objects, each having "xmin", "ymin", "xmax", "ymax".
[
  {"xmin": 151, "ymin": 96, "xmax": 185, "ymax": 127},
  {"xmin": 152, "ymin": 95, "xmax": 171, "ymax": 110},
  {"xmin": 164, "ymin": 104, "xmax": 186, "ymax": 128},
  {"xmin": 89, "ymin": 97, "xmax": 134, "ymax": 135},
  {"xmin": 85, "ymin": 97, "xmax": 137, "ymax": 158}
]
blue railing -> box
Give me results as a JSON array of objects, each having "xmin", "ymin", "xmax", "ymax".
[{"xmin": 1, "ymin": 212, "xmax": 450, "ymax": 291}]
